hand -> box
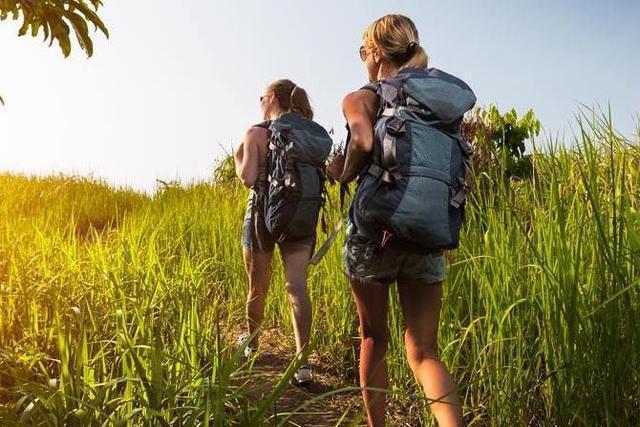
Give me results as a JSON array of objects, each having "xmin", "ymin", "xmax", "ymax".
[{"xmin": 325, "ymin": 153, "xmax": 345, "ymax": 183}]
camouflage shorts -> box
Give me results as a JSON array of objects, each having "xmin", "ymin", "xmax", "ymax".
[{"xmin": 342, "ymin": 221, "xmax": 446, "ymax": 285}]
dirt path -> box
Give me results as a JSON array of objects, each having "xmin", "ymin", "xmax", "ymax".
[
  {"xmin": 244, "ymin": 328, "xmax": 364, "ymax": 426},
  {"xmin": 243, "ymin": 328, "xmax": 425, "ymax": 427}
]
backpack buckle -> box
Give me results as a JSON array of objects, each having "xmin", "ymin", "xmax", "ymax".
[
  {"xmin": 368, "ymin": 164, "xmax": 399, "ymax": 184},
  {"xmin": 382, "ymin": 108, "xmax": 395, "ymax": 117},
  {"xmin": 268, "ymin": 174, "xmax": 281, "ymax": 188},
  {"xmin": 450, "ymin": 189, "xmax": 466, "ymax": 208},
  {"xmin": 368, "ymin": 164, "xmax": 383, "ymax": 178},
  {"xmin": 450, "ymin": 179, "xmax": 468, "ymax": 208},
  {"xmin": 283, "ymin": 170, "xmax": 296, "ymax": 189},
  {"xmin": 386, "ymin": 117, "xmax": 406, "ymax": 136},
  {"xmin": 405, "ymin": 96, "xmax": 421, "ymax": 108}
]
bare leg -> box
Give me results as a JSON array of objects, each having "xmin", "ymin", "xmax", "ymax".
[
  {"xmin": 280, "ymin": 242, "xmax": 313, "ymax": 361},
  {"xmin": 350, "ymin": 278, "xmax": 390, "ymax": 427},
  {"xmin": 397, "ymin": 280, "xmax": 463, "ymax": 427},
  {"xmin": 243, "ymin": 247, "xmax": 273, "ymax": 349}
]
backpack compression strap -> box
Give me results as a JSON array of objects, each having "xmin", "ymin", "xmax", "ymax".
[
  {"xmin": 363, "ymin": 80, "xmax": 407, "ymax": 184},
  {"xmin": 266, "ymin": 126, "xmax": 297, "ymax": 190}
]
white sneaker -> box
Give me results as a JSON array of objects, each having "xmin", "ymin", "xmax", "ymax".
[
  {"xmin": 237, "ymin": 333, "xmax": 256, "ymax": 359},
  {"xmin": 290, "ymin": 365, "xmax": 312, "ymax": 387}
]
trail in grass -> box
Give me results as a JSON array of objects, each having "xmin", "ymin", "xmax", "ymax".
[
  {"xmin": 243, "ymin": 328, "xmax": 362, "ymax": 426},
  {"xmin": 243, "ymin": 328, "xmax": 427, "ymax": 426}
]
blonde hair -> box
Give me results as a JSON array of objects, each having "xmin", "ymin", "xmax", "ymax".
[
  {"xmin": 266, "ymin": 79, "xmax": 313, "ymax": 120},
  {"xmin": 363, "ymin": 14, "xmax": 428, "ymax": 69}
]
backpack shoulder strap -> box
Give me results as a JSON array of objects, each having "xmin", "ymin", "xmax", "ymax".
[
  {"xmin": 367, "ymin": 76, "xmax": 408, "ymax": 184},
  {"xmin": 252, "ymin": 120, "xmax": 272, "ymax": 142},
  {"xmin": 360, "ymin": 78, "xmax": 405, "ymax": 116},
  {"xmin": 252, "ymin": 120, "xmax": 271, "ymax": 130},
  {"xmin": 250, "ymin": 120, "xmax": 274, "ymax": 159},
  {"xmin": 360, "ymin": 82, "xmax": 381, "ymax": 94},
  {"xmin": 379, "ymin": 78, "xmax": 405, "ymax": 107},
  {"xmin": 358, "ymin": 82, "xmax": 387, "ymax": 121}
]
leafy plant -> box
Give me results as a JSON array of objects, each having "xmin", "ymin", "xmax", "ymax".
[
  {"xmin": 0, "ymin": 0, "xmax": 108, "ymax": 104},
  {"xmin": 0, "ymin": 0, "xmax": 108, "ymax": 57},
  {"xmin": 213, "ymin": 149, "xmax": 237, "ymax": 185},
  {"xmin": 463, "ymin": 105, "xmax": 541, "ymax": 178}
]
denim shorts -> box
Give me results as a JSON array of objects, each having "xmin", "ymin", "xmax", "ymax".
[
  {"xmin": 342, "ymin": 221, "xmax": 446, "ymax": 285},
  {"xmin": 242, "ymin": 193, "xmax": 315, "ymax": 253}
]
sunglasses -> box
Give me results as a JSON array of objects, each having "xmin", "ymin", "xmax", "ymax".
[
  {"xmin": 359, "ymin": 45, "xmax": 368, "ymax": 61},
  {"xmin": 260, "ymin": 93, "xmax": 273, "ymax": 103},
  {"xmin": 359, "ymin": 46, "xmax": 371, "ymax": 61}
]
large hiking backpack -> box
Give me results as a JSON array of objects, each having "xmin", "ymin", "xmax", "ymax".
[
  {"xmin": 263, "ymin": 112, "xmax": 333, "ymax": 240},
  {"xmin": 351, "ymin": 67, "xmax": 476, "ymax": 251}
]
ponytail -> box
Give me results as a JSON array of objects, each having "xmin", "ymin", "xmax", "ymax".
[
  {"xmin": 267, "ymin": 79, "xmax": 314, "ymax": 120},
  {"xmin": 289, "ymin": 85, "xmax": 313, "ymax": 119},
  {"xmin": 400, "ymin": 44, "xmax": 428, "ymax": 69}
]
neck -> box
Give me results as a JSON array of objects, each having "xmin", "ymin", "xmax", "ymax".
[
  {"xmin": 377, "ymin": 61, "xmax": 402, "ymax": 80},
  {"xmin": 269, "ymin": 109, "xmax": 286, "ymax": 121}
]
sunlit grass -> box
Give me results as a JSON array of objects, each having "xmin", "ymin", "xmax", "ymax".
[{"xmin": 1, "ymin": 112, "xmax": 638, "ymax": 425}]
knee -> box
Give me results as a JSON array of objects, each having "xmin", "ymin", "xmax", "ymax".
[
  {"xmin": 248, "ymin": 284, "xmax": 268, "ymax": 302},
  {"xmin": 406, "ymin": 345, "xmax": 439, "ymax": 370},
  {"xmin": 285, "ymin": 281, "xmax": 308, "ymax": 303},
  {"xmin": 360, "ymin": 328, "xmax": 389, "ymax": 355}
]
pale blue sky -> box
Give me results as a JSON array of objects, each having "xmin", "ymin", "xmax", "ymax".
[{"xmin": 1, "ymin": 0, "xmax": 638, "ymax": 192}]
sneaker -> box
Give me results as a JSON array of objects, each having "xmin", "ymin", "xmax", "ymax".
[
  {"xmin": 290, "ymin": 365, "xmax": 312, "ymax": 387},
  {"xmin": 237, "ymin": 333, "xmax": 256, "ymax": 359}
]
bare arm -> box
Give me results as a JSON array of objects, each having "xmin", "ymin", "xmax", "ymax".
[
  {"xmin": 234, "ymin": 126, "xmax": 268, "ymax": 188},
  {"xmin": 330, "ymin": 90, "xmax": 379, "ymax": 184}
]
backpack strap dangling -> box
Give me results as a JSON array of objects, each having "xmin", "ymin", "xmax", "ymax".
[
  {"xmin": 339, "ymin": 123, "xmax": 353, "ymax": 211},
  {"xmin": 318, "ymin": 169, "xmax": 331, "ymax": 234}
]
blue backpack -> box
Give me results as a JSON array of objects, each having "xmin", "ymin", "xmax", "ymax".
[
  {"xmin": 263, "ymin": 112, "xmax": 333, "ymax": 240},
  {"xmin": 351, "ymin": 67, "xmax": 476, "ymax": 251}
]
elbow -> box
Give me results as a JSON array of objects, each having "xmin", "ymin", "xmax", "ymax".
[
  {"xmin": 339, "ymin": 170, "xmax": 358, "ymax": 185},
  {"xmin": 239, "ymin": 172, "xmax": 256, "ymax": 188},
  {"xmin": 337, "ymin": 175, "xmax": 351, "ymax": 185},
  {"xmin": 349, "ymin": 135, "xmax": 372, "ymax": 154}
]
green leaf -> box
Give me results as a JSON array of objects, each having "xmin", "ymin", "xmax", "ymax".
[
  {"xmin": 67, "ymin": 0, "xmax": 109, "ymax": 38},
  {"xmin": 30, "ymin": 20, "xmax": 42, "ymax": 37},
  {"xmin": 63, "ymin": 9, "xmax": 93, "ymax": 56},
  {"xmin": 17, "ymin": 9, "xmax": 30, "ymax": 36},
  {"xmin": 2, "ymin": 0, "xmax": 108, "ymax": 57}
]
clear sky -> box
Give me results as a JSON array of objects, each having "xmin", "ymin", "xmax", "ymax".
[{"xmin": 1, "ymin": 0, "xmax": 638, "ymax": 192}]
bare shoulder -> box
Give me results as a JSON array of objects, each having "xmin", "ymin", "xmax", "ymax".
[
  {"xmin": 244, "ymin": 125, "xmax": 269, "ymax": 146},
  {"xmin": 343, "ymin": 89, "xmax": 379, "ymax": 121},
  {"xmin": 342, "ymin": 89, "xmax": 377, "ymax": 109}
]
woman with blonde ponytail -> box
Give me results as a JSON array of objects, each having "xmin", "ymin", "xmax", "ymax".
[
  {"xmin": 234, "ymin": 79, "xmax": 332, "ymax": 387},
  {"xmin": 327, "ymin": 14, "xmax": 473, "ymax": 426}
]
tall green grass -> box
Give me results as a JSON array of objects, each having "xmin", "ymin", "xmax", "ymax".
[{"xmin": 1, "ymin": 112, "xmax": 639, "ymax": 425}]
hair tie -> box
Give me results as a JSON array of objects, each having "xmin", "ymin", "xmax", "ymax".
[
  {"xmin": 406, "ymin": 41, "xmax": 418, "ymax": 55},
  {"xmin": 290, "ymin": 84, "xmax": 298, "ymax": 102},
  {"xmin": 391, "ymin": 41, "xmax": 419, "ymax": 62}
]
